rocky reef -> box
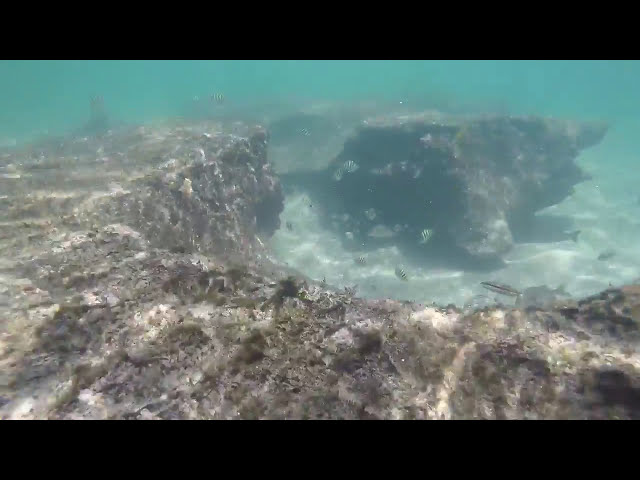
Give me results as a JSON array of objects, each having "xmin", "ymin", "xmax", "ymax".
[
  {"xmin": 0, "ymin": 120, "xmax": 283, "ymax": 259},
  {"xmin": 284, "ymin": 111, "xmax": 607, "ymax": 265},
  {"xmin": 2, "ymin": 116, "xmax": 640, "ymax": 420},
  {"xmin": 2, "ymin": 223, "xmax": 640, "ymax": 419}
]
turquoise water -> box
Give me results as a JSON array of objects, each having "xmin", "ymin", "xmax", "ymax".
[
  {"xmin": 2, "ymin": 60, "xmax": 640, "ymax": 304},
  {"xmin": 2, "ymin": 60, "xmax": 640, "ymax": 144}
]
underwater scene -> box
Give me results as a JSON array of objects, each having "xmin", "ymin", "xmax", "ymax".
[{"xmin": 1, "ymin": 60, "xmax": 640, "ymax": 419}]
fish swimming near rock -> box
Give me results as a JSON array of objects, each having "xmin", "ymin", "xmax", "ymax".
[
  {"xmin": 333, "ymin": 160, "xmax": 359, "ymax": 181},
  {"xmin": 598, "ymin": 249, "xmax": 616, "ymax": 261},
  {"xmin": 419, "ymin": 228, "xmax": 434, "ymax": 244},
  {"xmin": 565, "ymin": 230, "xmax": 580, "ymax": 242},
  {"xmin": 285, "ymin": 221, "xmax": 293, "ymax": 231},
  {"xmin": 368, "ymin": 224, "xmax": 397, "ymax": 239},
  {"xmin": 480, "ymin": 281, "xmax": 522, "ymax": 297},
  {"xmin": 344, "ymin": 285, "xmax": 358, "ymax": 296},
  {"xmin": 515, "ymin": 284, "xmax": 570, "ymax": 308},
  {"xmin": 364, "ymin": 208, "xmax": 377, "ymax": 221},
  {"xmin": 180, "ymin": 178, "xmax": 193, "ymax": 199},
  {"xmin": 343, "ymin": 160, "xmax": 359, "ymax": 173},
  {"xmin": 210, "ymin": 93, "xmax": 225, "ymax": 104},
  {"xmin": 395, "ymin": 266, "xmax": 409, "ymax": 281}
]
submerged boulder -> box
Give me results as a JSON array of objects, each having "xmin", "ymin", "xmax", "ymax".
[
  {"xmin": 314, "ymin": 111, "xmax": 607, "ymax": 261},
  {"xmin": 92, "ymin": 123, "xmax": 284, "ymax": 257},
  {"xmin": 0, "ymin": 121, "xmax": 284, "ymax": 258}
]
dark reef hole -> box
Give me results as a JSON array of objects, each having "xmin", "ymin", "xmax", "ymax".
[
  {"xmin": 280, "ymin": 131, "xmax": 507, "ymax": 272},
  {"xmin": 255, "ymin": 191, "xmax": 284, "ymax": 237}
]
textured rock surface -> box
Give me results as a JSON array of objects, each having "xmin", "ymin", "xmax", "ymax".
[
  {"xmin": 2, "ymin": 222, "xmax": 640, "ymax": 419},
  {"xmin": 292, "ymin": 111, "xmax": 607, "ymax": 261},
  {"xmin": 3, "ymin": 118, "xmax": 640, "ymax": 420},
  {"xmin": 0, "ymin": 121, "xmax": 283, "ymax": 258}
]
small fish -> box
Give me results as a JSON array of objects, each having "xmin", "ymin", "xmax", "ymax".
[
  {"xmin": 598, "ymin": 250, "xmax": 616, "ymax": 261},
  {"xmin": 210, "ymin": 93, "xmax": 225, "ymax": 104},
  {"xmin": 90, "ymin": 95, "xmax": 104, "ymax": 111},
  {"xmin": 368, "ymin": 224, "xmax": 397, "ymax": 239},
  {"xmin": 343, "ymin": 160, "xmax": 359, "ymax": 173},
  {"xmin": 344, "ymin": 285, "xmax": 358, "ymax": 296},
  {"xmin": 285, "ymin": 221, "xmax": 293, "ymax": 231},
  {"xmin": 395, "ymin": 266, "xmax": 409, "ymax": 281},
  {"xmin": 355, "ymin": 255, "xmax": 367, "ymax": 265},
  {"xmin": 180, "ymin": 178, "xmax": 193, "ymax": 199},
  {"xmin": 419, "ymin": 228, "xmax": 434, "ymax": 244},
  {"xmin": 564, "ymin": 230, "xmax": 580, "ymax": 242},
  {"xmin": 480, "ymin": 281, "xmax": 522, "ymax": 297},
  {"xmin": 364, "ymin": 208, "xmax": 377, "ymax": 221},
  {"xmin": 333, "ymin": 160, "xmax": 359, "ymax": 181},
  {"xmin": 515, "ymin": 284, "xmax": 570, "ymax": 308},
  {"xmin": 299, "ymin": 128, "xmax": 310, "ymax": 136}
]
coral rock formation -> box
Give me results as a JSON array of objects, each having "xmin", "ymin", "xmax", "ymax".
[{"xmin": 308, "ymin": 111, "xmax": 607, "ymax": 261}]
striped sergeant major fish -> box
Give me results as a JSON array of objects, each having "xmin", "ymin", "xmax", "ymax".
[
  {"xmin": 333, "ymin": 160, "xmax": 359, "ymax": 182},
  {"xmin": 395, "ymin": 266, "xmax": 409, "ymax": 281},
  {"xmin": 419, "ymin": 228, "xmax": 434, "ymax": 244}
]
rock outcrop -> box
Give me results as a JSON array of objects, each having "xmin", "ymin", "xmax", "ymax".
[
  {"xmin": 0, "ymin": 121, "xmax": 284, "ymax": 259},
  {"xmin": 296, "ymin": 111, "xmax": 607, "ymax": 262}
]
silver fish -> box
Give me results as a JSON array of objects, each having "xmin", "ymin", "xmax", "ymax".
[
  {"xmin": 395, "ymin": 266, "xmax": 409, "ymax": 281},
  {"xmin": 333, "ymin": 167, "xmax": 344, "ymax": 181},
  {"xmin": 480, "ymin": 281, "xmax": 521, "ymax": 297},
  {"xmin": 564, "ymin": 230, "xmax": 580, "ymax": 242},
  {"xmin": 355, "ymin": 255, "xmax": 367, "ymax": 265},
  {"xmin": 364, "ymin": 208, "xmax": 377, "ymax": 221},
  {"xmin": 515, "ymin": 285, "xmax": 570, "ymax": 308},
  {"xmin": 368, "ymin": 224, "xmax": 397, "ymax": 239},
  {"xmin": 299, "ymin": 128, "xmax": 310, "ymax": 136},
  {"xmin": 419, "ymin": 228, "xmax": 434, "ymax": 244},
  {"xmin": 343, "ymin": 160, "xmax": 359, "ymax": 173},
  {"xmin": 344, "ymin": 285, "xmax": 358, "ymax": 296},
  {"xmin": 598, "ymin": 250, "xmax": 616, "ymax": 261}
]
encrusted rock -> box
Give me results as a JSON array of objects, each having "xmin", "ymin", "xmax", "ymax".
[{"xmin": 286, "ymin": 111, "xmax": 607, "ymax": 262}]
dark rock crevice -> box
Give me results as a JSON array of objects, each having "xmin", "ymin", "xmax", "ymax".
[{"xmin": 283, "ymin": 112, "xmax": 607, "ymax": 266}]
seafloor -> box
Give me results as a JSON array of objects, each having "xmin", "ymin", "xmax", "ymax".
[{"xmin": 1, "ymin": 109, "xmax": 639, "ymax": 420}]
